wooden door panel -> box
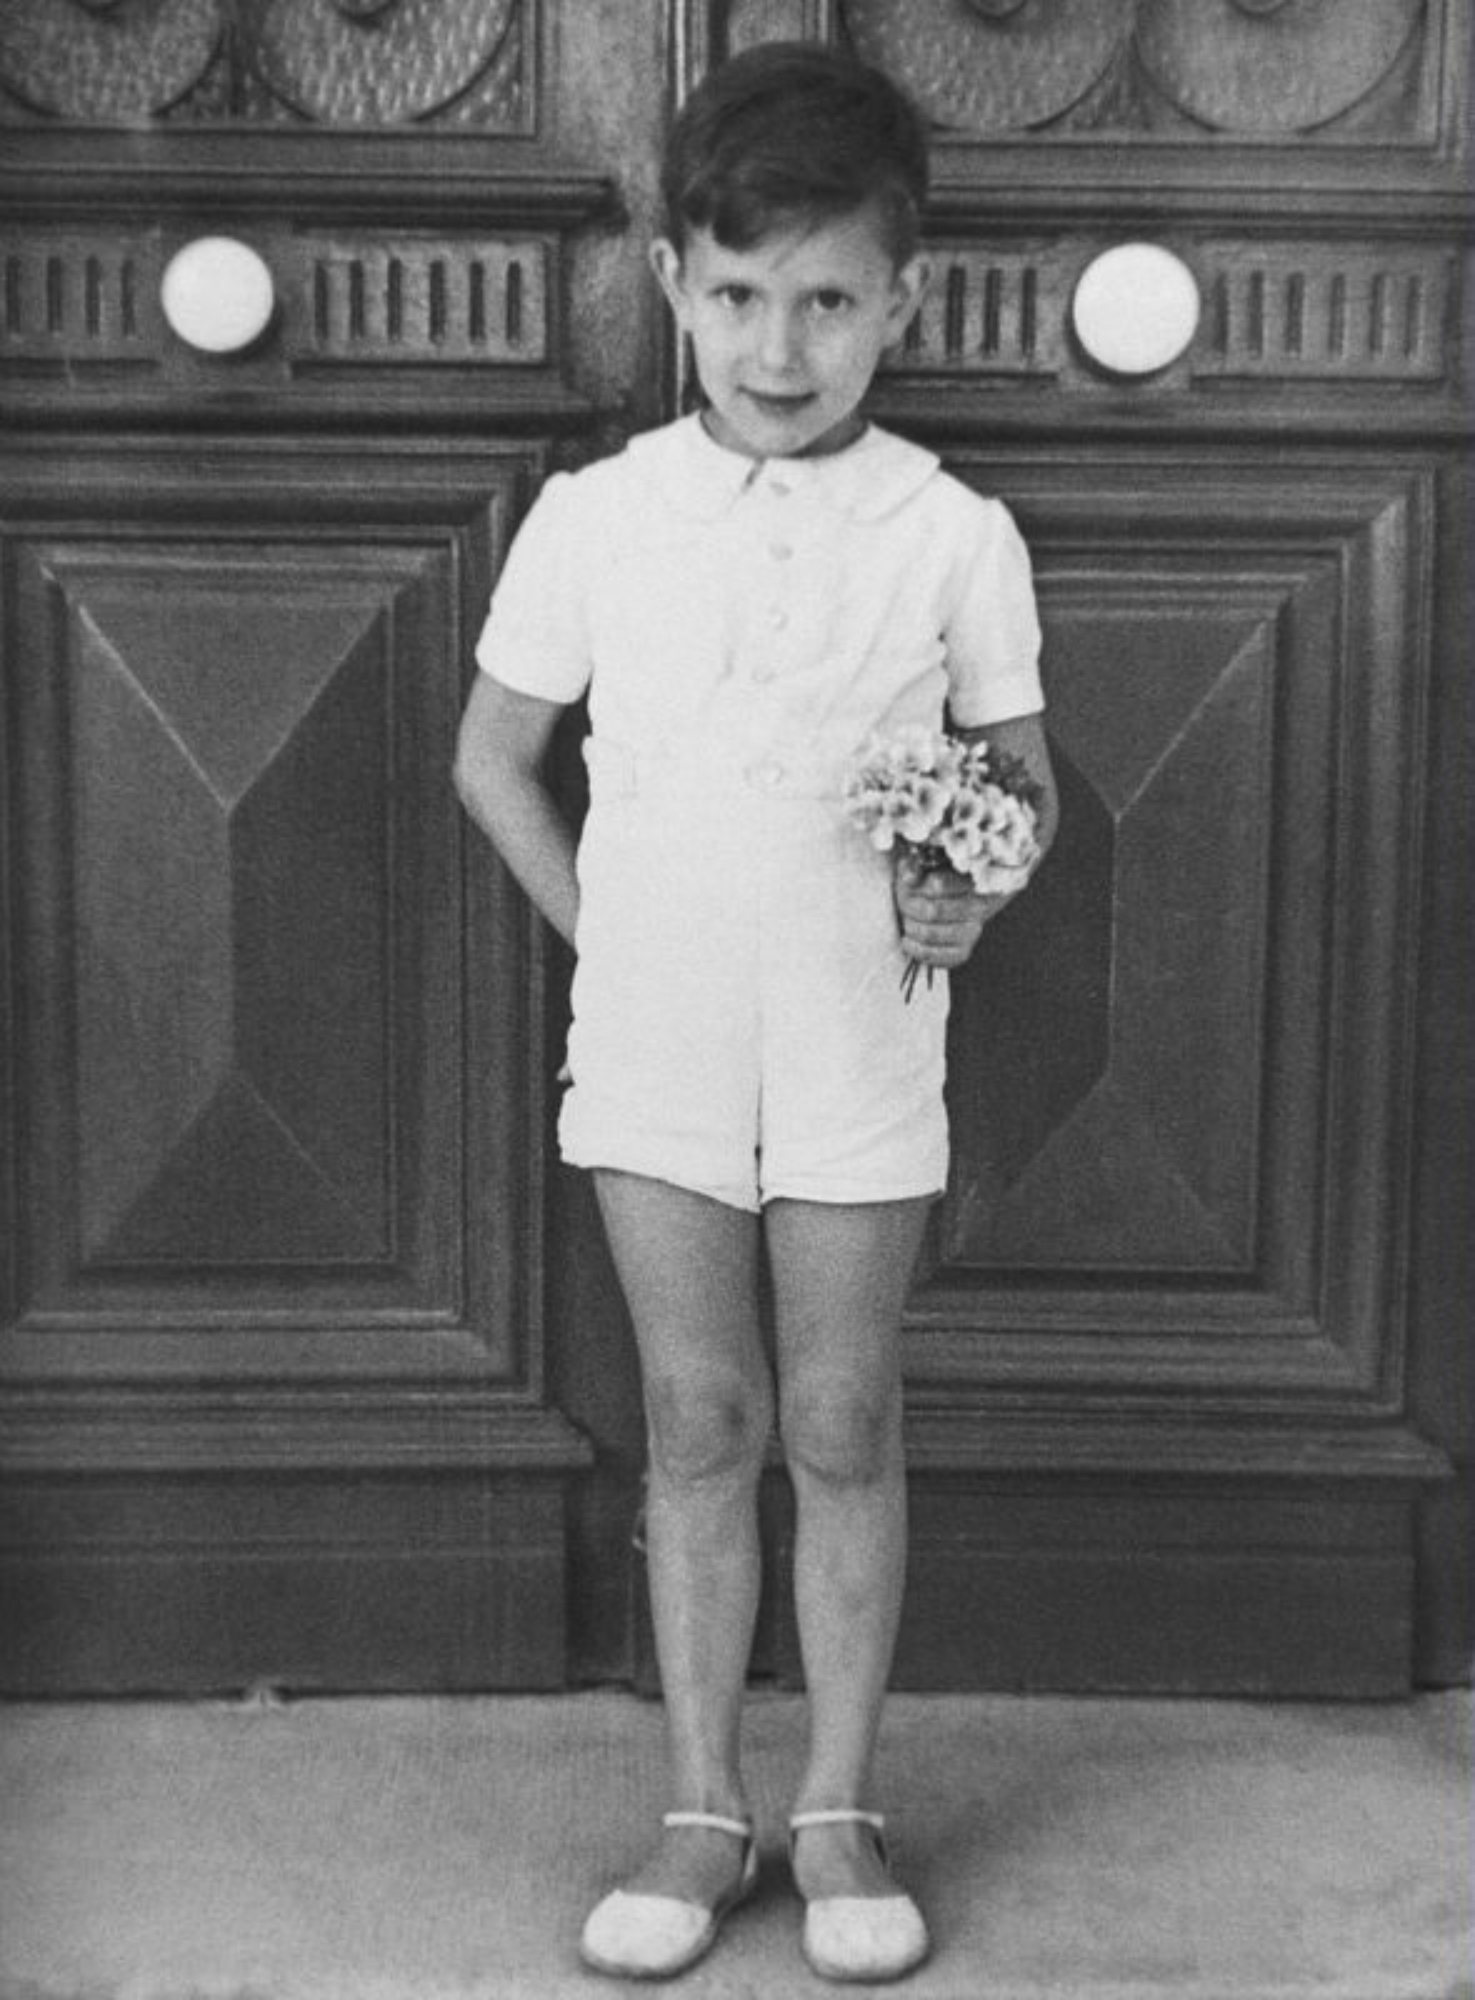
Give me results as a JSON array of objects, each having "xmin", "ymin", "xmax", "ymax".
[
  {"xmin": 945, "ymin": 583, "xmax": 1275, "ymax": 1273},
  {"xmin": 700, "ymin": 0, "xmax": 1468, "ymax": 1682},
  {"xmin": 755, "ymin": 451, "xmax": 1453, "ymax": 1695},
  {"xmin": 6, "ymin": 443, "xmax": 549, "ymax": 1382},
  {"xmin": 0, "ymin": 0, "xmax": 652, "ymax": 1692},
  {"xmin": 1, "ymin": 440, "xmax": 594, "ymax": 1693},
  {"xmin": 918, "ymin": 456, "xmax": 1434, "ymax": 1404},
  {"xmin": 31, "ymin": 542, "xmax": 408, "ymax": 1275}
]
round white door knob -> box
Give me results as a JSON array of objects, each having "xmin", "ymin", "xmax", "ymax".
[
  {"xmin": 160, "ymin": 236, "xmax": 276, "ymax": 354},
  {"xmin": 1072, "ymin": 242, "xmax": 1200, "ymax": 377}
]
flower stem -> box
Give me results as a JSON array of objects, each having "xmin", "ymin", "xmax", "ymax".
[{"xmin": 899, "ymin": 959, "xmax": 934, "ymax": 1003}]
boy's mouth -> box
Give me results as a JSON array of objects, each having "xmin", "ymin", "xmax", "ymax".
[{"xmin": 742, "ymin": 388, "xmax": 817, "ymax": 418}]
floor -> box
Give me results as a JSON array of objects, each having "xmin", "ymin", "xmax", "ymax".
[{"xmin": 0, "ymin": 1688, "xmax": 1469, "ymax": 2000}]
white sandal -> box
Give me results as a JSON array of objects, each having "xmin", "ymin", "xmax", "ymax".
[
  {"xmin": 789, "ymin": 1809, "xmax": 931, "ymax": 1984},
  {"xmin": 579, "ymin": 1809, "xmax": 758, "ymax": 1980}
]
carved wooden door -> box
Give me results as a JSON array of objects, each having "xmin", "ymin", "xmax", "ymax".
[
  {"xmin": 1, "ymin": 1, "xmax": 1467, "ymax": 1694},
  {"xmin": 0, "ymin": 1, "xmax": 655, "ymax": 1692}
]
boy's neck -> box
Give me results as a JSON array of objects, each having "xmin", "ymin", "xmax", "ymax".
[{"xmin": 697, "ymin": 406, "xmax": 868, "ymax": 462}]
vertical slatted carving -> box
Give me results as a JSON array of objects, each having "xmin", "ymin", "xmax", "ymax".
[
  {"xmin": 1197, "ymin": 248, "xmax": 1450, "ymax": 380},
  {"xmin": 901, "ymin": 250, "xmax": 1054, "ymax": 375},
  {"xmin": 305, "ymin": 239, "xmax": 546, "ymax": 364},
  {"xmin": 1, "ymin": 235, "xmax": 154, "ymax": 362}
]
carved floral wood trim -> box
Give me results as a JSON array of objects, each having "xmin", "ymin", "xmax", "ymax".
[
  {"xmin": 0, "ymin": 0, "xmax": 529, "ymax": 128},
  {"xmin": 718, "ymin": 0, "xmax": 1448, "ymax": 141}
]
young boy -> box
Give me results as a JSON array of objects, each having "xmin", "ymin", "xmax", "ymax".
[{"xmin": 455, "ymin": 42, "xmax": 1055, "ymax": 1982}]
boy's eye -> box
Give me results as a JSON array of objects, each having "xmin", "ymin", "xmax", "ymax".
[
  {"xmin": 809, "ymin": 290, "xmax": 854, "ymax": 315},
  {"xmin": 715, "ymin": 284, "xmax": 755, "ymax": 308}
]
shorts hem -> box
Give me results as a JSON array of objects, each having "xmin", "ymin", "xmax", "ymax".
[
  {"xmin": 561, "ymin": 1137, "xmax": 761, "ymax": 1214},
  {"xmin": 560, "ymin": 1144, "xmax": 946, "ymax": 1215},
  {"xmin": 758, "ymin": 1177, "xmax": 947, "ymax": 1209}
]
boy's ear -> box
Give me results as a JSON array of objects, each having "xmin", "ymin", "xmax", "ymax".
[
  {"xmin": 650, "ymin": 239, "xmax": 689, "ymax": 322},
  {"xmin": 887, "ymin": 254, "xmax": 931, "ymax": 341}
]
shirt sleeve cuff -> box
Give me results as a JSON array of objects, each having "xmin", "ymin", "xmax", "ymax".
[
  {"xmin": 474, "ymin": 628, "xmax": 589, "ymax": 706},
  {"xmin": 948, "ymin": 672, "xmax": 1045, "ymax": 730}
]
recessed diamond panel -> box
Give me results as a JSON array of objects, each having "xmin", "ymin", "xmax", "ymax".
[{"xmin": 944, "ymin": 588, "xmax": 1276, "ymax": 1275}]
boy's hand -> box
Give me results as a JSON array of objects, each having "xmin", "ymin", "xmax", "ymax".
[{"xmin": 894, "ymin": 857, "xmax": 1008, "ymax": 971}]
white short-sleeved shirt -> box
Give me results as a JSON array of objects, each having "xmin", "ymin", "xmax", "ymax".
[{"xmin": 476, "ymin": 414, "xmax": 1044, "ymax": 1211}]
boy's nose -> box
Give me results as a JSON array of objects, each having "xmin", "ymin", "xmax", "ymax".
[{"xmin": 755, "ymin": 305, "xmax": 804, "ymax": 373}]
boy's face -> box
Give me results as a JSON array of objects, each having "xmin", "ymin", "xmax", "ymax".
[{"xmin": 651, "ymin": 204, "xmax": 929, "ymax": 460}]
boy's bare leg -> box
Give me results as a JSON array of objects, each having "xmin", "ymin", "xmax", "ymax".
[
  {"xmin": 593, "ymin": 1169, "xmax": 771, "ymax": 1906},
  {"xmin": 766, "ymin": 1196, "xmax": 931, "ymax": 1900}
]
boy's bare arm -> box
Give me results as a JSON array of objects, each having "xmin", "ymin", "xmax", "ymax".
[
  {"xmin": 895, "ymin": 710, "xmax": 1057, "ymax": 971},
  {"xmin": 954, "ymin": 710, "xmax": 1059, "ymax": 859},
  {"xmin": 453, "ymin": 674, "xmax": 580, "ymax": 947}
]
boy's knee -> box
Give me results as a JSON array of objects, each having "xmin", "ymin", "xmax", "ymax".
[
  {"xmin": 782, "ymin": 1382, "xmax": 898, "ymax": 1488},
  {"xmin": 645, "ymin": 1372, "xmax": 770, "ymax": 1486}
]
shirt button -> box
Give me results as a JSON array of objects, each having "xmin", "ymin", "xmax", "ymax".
[
  {"xmin": 747, "ymin": 759, "xmax": 784, "ymax": 790},
  {"xmin": 769, "ymin": 478, "xmax": 791, "ymax": 497},
  {"xmin": 769, "ymin": 540, "xmax": 794, "ymax": 561},
  {"xmin": 752, "ymin": 663, "xmax": 777, "ymax": 684},
  {"xmin": 767, "ymin": 606, "xmax": 789, "ymax": 631}
]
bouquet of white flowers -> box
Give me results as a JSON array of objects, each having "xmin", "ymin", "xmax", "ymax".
[{"xmin": 842, "ymin": 724, "xmax": 1042, "ymax": 998}]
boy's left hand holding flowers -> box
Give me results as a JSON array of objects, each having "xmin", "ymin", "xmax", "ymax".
[
  {"xmin": 894, "ymin": 855, "xmax": 1005, "ymax": 974},
  {"xmin": 843, "ymin": 721, "xmax": 1054, "ymax": 996}
]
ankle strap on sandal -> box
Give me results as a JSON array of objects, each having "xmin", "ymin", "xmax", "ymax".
[
  {"xmin": 789, "ymin": 1808, "xmax": 886, "ymax": 1834},
  {"xmin": 662, "ymin": 1809, "xmax": 753, "ymax": 1840}
]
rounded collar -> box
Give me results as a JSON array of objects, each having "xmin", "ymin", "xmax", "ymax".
[{"xmin": 627, "ymin": 412, "xmax": 940, "ymax": 525}]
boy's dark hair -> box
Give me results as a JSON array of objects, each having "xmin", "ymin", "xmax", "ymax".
[{"xmin": 661, "ymin": 42, "xmax": 929, "ymax": 265}]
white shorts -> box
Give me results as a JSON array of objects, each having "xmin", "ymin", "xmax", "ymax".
[{"xmin": 559, "ymin": 746, "xmax": 949, "ymax": 1213}]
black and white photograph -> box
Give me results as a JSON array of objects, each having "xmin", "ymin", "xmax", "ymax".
[{"xmin": 0, "ymin": 4, "xmax": 1469, "ymax": 1995}]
